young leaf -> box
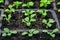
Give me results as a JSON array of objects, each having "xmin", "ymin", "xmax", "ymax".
[
  {"xmin": 10, "ymin": 30, "xmax": 17, "ymax": 34},
  {"xmin": 2, "ymin": 33, "xmax": 6, "ymax": 37},
  {"xmin": 22, "ymin": 32, "xmax": 28, "ymax": 35},
  {"xmin": 33, "ymin": 30, "xmax": 39, "ymax": 34},
  {"xmin": 4, "ymin": 28, "xmax": 9, "ymax": 33},
  {"xmin": 28, "ymin": 34, "xmax": 33, "ymax": 37}
]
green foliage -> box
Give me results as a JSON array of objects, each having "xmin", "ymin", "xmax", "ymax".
[
  {"xmin": 40, "ymin": 0, "xmax": 52, "ymax": 7},
  {"xmin": 13, "ymin": 1, "xmax": 22, "ymax": 8},
  {"xmin": 42, "ymin": 19, "xmax": 55, "ymax": 28},
  {"xmin": 2, "ymin": 28, "xmax": 17, "ymax": 37},
  {"xmin": 37, "ymin": 10, "xmax": 47, "ymax": 17},
  {"xmin": 57, "ymin": 2, "xmax": 60, "ymax": 5},
  {"xmin": 58, "ymin": 9, "xmax": 60, "ymax": 12},
  {"xmin": 2, "ymin": 14, "xmax": 11, "ymax": 22},
  {"xmin": 43, "ymin": 28, "xmax": 59, "ymax": 38},
  {"xmin": 5, "ymin": 5, "xmax": 15, "ymax": 13},
  {"xmin": 22, "ymin": 29, "xmax": 39, "ymax": 37},
  {"xmin": 0, "ymin": 0, "xmax": 4, "ymax": 3},
  {"xmin": 22, "ymin": 2, "xmax": 34, "ymax": 8},
  {"xmin": 22, "ymin": 10, "xmax": 36, "ymax": 26}
]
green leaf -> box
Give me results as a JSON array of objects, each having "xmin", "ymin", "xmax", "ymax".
[
  {"xmin": 47, "ymin": 23, "xmax": 52, "ymax": 27},
  {"xmin": 8, "ymin": 5, "xmax": 13, "ymax": 9},
  {"xmin": 28, "ymin": 2, "xmax": 34, "ymax": 6},
  {"xmin": 7, "ymin": 33, "xmax": 11, "ymax": 36},
  {"xmin": 4, "ymin": 28, "xmax": 10, "ymax": 33},
  {"xmin": 48, "ymin": 19, "xmax": 55, "ymax": 23},
  {"xmin": 10, "ymin": 30, "xmax": 17, "ymax": 34},
  {"xmin": 28, "ymin": 34, "xmax": 33, "ymax": 37},
  {"xmin": 26, "ymin": 22, "xmax": 31, "ymax": 26},
  {"xmin": 29, "ymin": 29, "xmax": 35, "ymax": 34},
  {"xmin": 58, "ymin": 9, "xmax": 60, "ymax": 12},
  {"xmin": 40, "ymin": 3, "xmax": 44, "ymax": 7},
  {"xmin": 43, "ymin": 30, "xmax": 47, "ymax": 32},
  {"xmin": 22, "ymin": 4, "xmax": 26, "ymax": 7},
  {"xmin": 51, "ymin": 34, "xmax": 55, "ymax": 38},
  {"xmin": 2, "ymin": 33, "xmax": 6, "ymax": 37},
  {"xmin": 25, "ymin": 17, "xmax": 29, "ymax": 22},
  {"xmin": 0, "ymin": 0, "xmax": 4, "ymax": 3},
  {"xmin": 5, "ymin": 9, "xmax": 9, "ymax": 12},
  {"xmin": 33, "ymin": 30, "xmax": 39, "ymax": 34},
  {"xmin": 52, "ymin": 28, "xmax": 59, "ymax": 33},
  {"xmin": 42, "ymin": 19, "xmax": 47, "ymax": 24},
  {"xmin": 57, "ymin": 2, "xmax": 60, "ymax": 5},
  {"xmin": 30, "ymin": 14, "xmax": 36, "ymax": 18},
  {"xmin": 30, "ymin": 19, "xmax": 36, "ymax": 22},
  {"xmin": 22, "ymin": 32, "xmax": 28, "ymax": 35}
]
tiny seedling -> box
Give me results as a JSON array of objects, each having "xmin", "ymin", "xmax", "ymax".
[
  {"xmin": 22, "ymin": 29, "xmax": 39, "ymax": 37},
  {"xmin": 13, "ymin": 1, "xmax": 22, "ymax": 8},
  {"xmin": 37, "ymin": 10, "xmax": 47, "ymax": 17},
  {"xmin": 22, "ymin": 2, "xmax": 34, "ymax": 8},
  {"xmin": 42, "ymin": 19, "xmax": 55, "ymax": 28},
  {"xmin": 40, "ymin": 0, "xmax": 52, "ymax": 7},
  {"xmin": 5, "ymin": 5, "xmax": 15, "ymax": 13},
  {"xmin": 2, "ymin": 28, "xmax": 17, "ymax": 37},
  {"xmin": 0, "ymin": 0, "xmax": 4, "ymax": 3},
  {"xmin": 22, "ymin": 10, "xmax": 36, "ymax": 26},
  {"xmin": 43, "ymin": 28, "xmax": 59, "ymax": 38},
  {"xmin": 2, "ymin": 14, "xmax": 11, "ymax": 22}
]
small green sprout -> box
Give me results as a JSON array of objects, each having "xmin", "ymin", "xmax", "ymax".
[
  {"xmin": 37, "ymin": 10, "xmax": 47, "ymax": 17},
  {"xmin": 22, "ymin": 10, "xmax": 36, "ymax": 26},
  {"xmin": 22, "ymin": 29, "xmax": 39, "ymax": 37},
  {"xmin": 42, "ymin": 19, "xmax": 55, "ymax": 28},
  {"xmin": 13, "ymin": 1, "xmax": 22, "ymax": 8},
  {"xmin": 40, "ymin": 0, "xmax": 52, "ymax": 7},
  {"xmin": 43, "ymin": 28, "xmax": 59, "ymax": 38},
  {"xmin": 22, "ymin": 2, "xmax": 34, "ymax": 8},
  {"xmin": 2, "ymin": 28, "xmax": 17, "ymax": 37},
  {"xmin": 2, "ymin": 14, "xmax": 11, "ymax": 22}
]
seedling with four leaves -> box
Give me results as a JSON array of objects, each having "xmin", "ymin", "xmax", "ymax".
[
  {"xmin": 37, "ymin": 10, "xmax": 47, "ymax": 17},
  {"xmin": 13, "ymin": 1, "xmax": 22, "ymax": 8},
  {"xmin": 40, "ymin": 0, "xmax": 52, "ymax": 7},
  {"xmin": 2, "ymin": 28, "xmax": 17, "ymax": 37},
  {"xmin": 22, "ymin": 10, "xmax": 36, "ymax": 26},
  {"xmin": 22, "ymin": 29, "xmax": 39, "ymax": 37},
  {"xmin": 22, "ymin": 2, "xmax": 34, "ymax": 8},
  {"xmin": 42, "ymin": 19, "xmax": 55, "ymax": 28},
  {"xmin": 43, "ymin": 28, "xmax": 59, "ymax": 38}
]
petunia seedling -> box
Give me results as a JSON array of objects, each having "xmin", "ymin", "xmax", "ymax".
[
  {"xmin": 37, "ymin": 10, "xmax": 48, "ymax": 17},
  {"xmin": 22, "ymin": 29, "xmax": 39, "ymax": 37},
  {"xmin": 22, "ymin": 10, "xmax": 36, "ymax": 26},
  {"xmin": 13, "ymin": 1, "xmax": 22, "ymax": 8},
  {"xmin": 40, "ymin": 0, "xmax": 52, "ymax": 7},
  {"xmin": 2, "ymin": 14, "xmax": 11, "ymax": 22},
  {"xmin": 2, "ymin": 28, "xmax": 17, "ymax": 37},
  {"xmin": 42, "ymin": 19, "xmax": 55, "ymax": 28},
  {"xmin": 22, "ymin": 2, "xmax": 34, "ymax": 8},
  {"xmin": 43, "ymin": 28, "xmax": 59, "ymax": 38}
]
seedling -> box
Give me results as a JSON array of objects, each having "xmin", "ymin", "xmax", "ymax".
[
  {"xmin": 2, "ymin": 28, "xmax": 17, "ymax": 37},
  {"xmin": 40, "ymin": 0, "xmax": 52, "ymax": 7},
  {"xmin": 22, "ymin": 2, "xmax": 34, "ymax": 8},
  {"xmin": 22, "ymin": 10, "xmax": 36, "ymax": 26},
  {"xmin": 13, "ymin": 1, "xmax": 22, "ymax": 8},
  {"xmin": 2, "ymin": 14, "xmax": 11, "ymax": 22},
  {"xmin": 42, "ymin": 19, "xmax": 55, "ymax": 28},
  {"xmin": 37, "ymin": 10, "xmax": 47, "ymax": 17},
  {"xmin": 0, "ymin": 0, "xmax": 4, "ymax": 3},
  {"xmin": 22, "ymin": 29, "xmax": 39, "ymax": 37},
  {"xmin": 43, "ymin": 28, "xmax": 59, "ymax": 38},
  {"xmin": 5, "ymin": 5, "xmax": 15, "ymax": 13}
]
